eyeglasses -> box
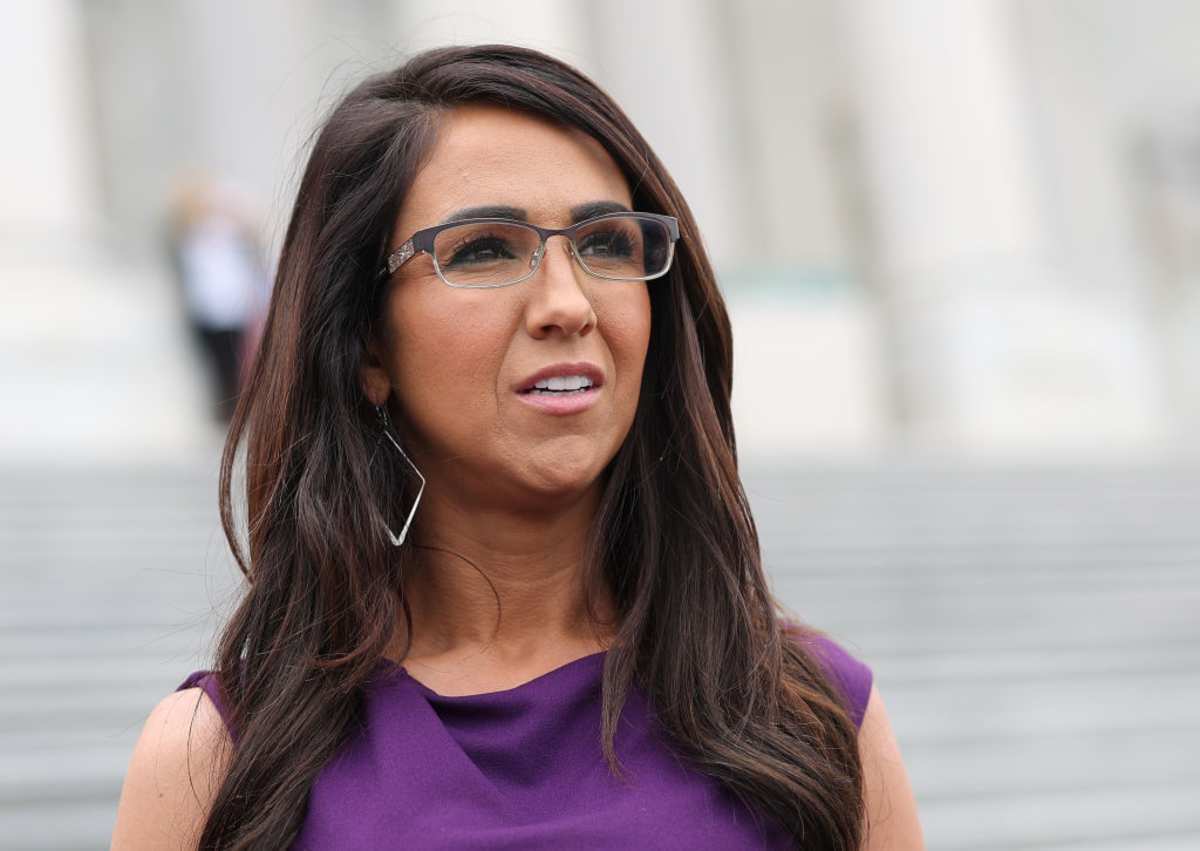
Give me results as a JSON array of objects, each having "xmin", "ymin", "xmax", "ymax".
[{"xmin": 377, "ymin": 211, "xmax": 680, "ymax": 289}]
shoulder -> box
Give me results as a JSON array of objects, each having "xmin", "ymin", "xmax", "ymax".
[
  {"xmin": 785, "ymin": 624, "xmax": 874, "ymax": 731},
  {"xmin": 857, "ymin": 685, "xmax": 926, "ymax": 849},
  {"xmin": 783, "ymin": 624, "xmax": 925, "ymax": 847},
  {"xmin": 110, "ymin": 676, "xmax": 234, "ymax": 849}
]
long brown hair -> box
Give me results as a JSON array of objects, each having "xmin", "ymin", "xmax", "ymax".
[{"xmin": 199, "ymin": 44, "xmax": 863, "ymax": 849}]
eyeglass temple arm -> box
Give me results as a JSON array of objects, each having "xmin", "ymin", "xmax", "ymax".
[{"xmin": 381, "ymin": 239, "xmax": 416, "ymax": 277}]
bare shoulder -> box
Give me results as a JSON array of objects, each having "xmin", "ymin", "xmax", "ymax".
[
  {"xmin": 111, "ymin": 686, "xmax": 234, "ymax": 850},
  {"xmin": 858, "ymin": 684, "xmax": 926, "ymax": 850}
]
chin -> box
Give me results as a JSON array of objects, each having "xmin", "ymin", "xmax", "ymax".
[{"xmin": 520, "ymin": 455, "xmax": 603, "ymax": 498}]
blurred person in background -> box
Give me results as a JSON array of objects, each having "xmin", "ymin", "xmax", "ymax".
[
  {"xmin": 113, "ymin": 45, "xmax": 922, "ymax": 850},
  {"xmin": 165, "ymin": 174, "xmax": 270, "ymax": 423}
]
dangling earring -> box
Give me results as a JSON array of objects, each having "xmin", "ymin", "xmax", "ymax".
[{"xmin": 374, "ymin": 404, "xmax": 425, "ymax": 547}]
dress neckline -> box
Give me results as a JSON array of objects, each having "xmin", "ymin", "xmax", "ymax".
[{"xmin": 374, "ymin": 649, "xmax": 608, "ymax": 700}]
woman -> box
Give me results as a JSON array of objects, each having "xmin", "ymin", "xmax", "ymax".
[{"xmin": 113, "ymin": 45, "xmax": 922, "ymax": 850}]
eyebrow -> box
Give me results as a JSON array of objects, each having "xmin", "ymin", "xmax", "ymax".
[
  {"xmin": 569, "ymin": 200, "xmax": 630, "ymax": 222},
  {"xmin": 439, "ymin": 200, "xmax": 632, "ymax": 226}
]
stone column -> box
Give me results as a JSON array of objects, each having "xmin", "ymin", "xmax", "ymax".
[
  {"xmin": 0, "ymin": 1, "xmax": 214, "ymax": 462},
  {"xmin": 0, "ymin": 0, "xmax": 96, "ymax": 247},
  {"xmin": 842, "ymin": 0, "xmax": 1166, "ymax": 454}
]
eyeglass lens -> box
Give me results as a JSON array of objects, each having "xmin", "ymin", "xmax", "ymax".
[{"xmin": 431, "ymin": 215, "xmax": 672, "ymax": 287}]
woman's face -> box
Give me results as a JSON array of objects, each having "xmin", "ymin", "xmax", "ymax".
[{"xmin": 361, "ymin": 104, "xmax": 652, "ymax": 508}]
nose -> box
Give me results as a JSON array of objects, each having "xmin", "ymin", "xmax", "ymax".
[{"xmin": 523, "ymin": 235, "xmax": 596, "ymax": 339}]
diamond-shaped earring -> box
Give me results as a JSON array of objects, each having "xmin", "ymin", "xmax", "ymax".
[{"xmin": 374, "ymin": 404, "xmax": 425, "ymax": 546}]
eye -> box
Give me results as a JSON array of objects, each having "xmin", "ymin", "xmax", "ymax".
[
  {"xmin": 443, "ymin": 235, "xmax": 518, "ymax": 267},
  {"xmin": 577, "ymin": 226, "xmax": 635, "ymax": 258}
]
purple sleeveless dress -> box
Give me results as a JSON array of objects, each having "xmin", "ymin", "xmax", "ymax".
[{"xmin": 176, "ymin": 634, "xmax": 871, "ymax": 849}]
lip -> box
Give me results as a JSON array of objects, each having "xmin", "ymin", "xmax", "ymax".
[
  {"xmin": 516, "ymin": 385, "xmax": 601, "ymax": 415},
  {"xmin": 514, "ymin": 361, "xmax": 606, "ymax": 417}
]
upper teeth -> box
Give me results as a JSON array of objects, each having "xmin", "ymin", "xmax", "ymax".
[{"xmin": 533, "ymin": 374, "xmax": 593, "ymax": 391}]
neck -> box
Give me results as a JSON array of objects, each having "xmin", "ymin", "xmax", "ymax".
[{"xmin": 388, "ymin": 476, "xmax": 618, "ymax": 665}]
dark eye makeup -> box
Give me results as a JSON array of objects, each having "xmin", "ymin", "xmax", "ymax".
[
  {"xmin": 577, "ymin": 226, "xmax": 636, "ymax": 258},
  {"xmin": 442, "ymin": 233, "xmax": 518, "ymax": 267}
]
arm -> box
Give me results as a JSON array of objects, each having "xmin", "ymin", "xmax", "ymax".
[
  {"xmin": 111, "ymin": 687, "xmax": 233, "ymax": 850},
  {"xmin": 859, "ymin": 685, "xmax": 925, "ymax": 850}
]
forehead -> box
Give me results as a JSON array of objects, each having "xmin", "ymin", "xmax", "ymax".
[{"xmin": 396, "ymin": 103, "xmax": 633, "ymax": 232}]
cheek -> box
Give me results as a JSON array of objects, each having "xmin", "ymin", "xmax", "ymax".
[
  {"xmin": 387, "ymin": 291, "xmax": 512, "ymax": 442},
  {"xmin": 600, "ymin": 286, "xmax": 652, "ymax": 403}
]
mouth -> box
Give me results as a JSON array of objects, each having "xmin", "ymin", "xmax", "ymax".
[
  {"xmin": 514, "ymin": 361, "xmax": 605, "ymax": 394},
  {"xmin": 515, "ymin": 381, "xmax": 603, "ymax": 415},
  {"xmin": 518, "ymin": 383, "xmax": 596, "ymax": 397},
  {"xmin": 513, "ymin": 361, "xmax": 606, "ymax": 415}
]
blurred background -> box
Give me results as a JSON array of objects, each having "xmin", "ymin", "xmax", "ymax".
[{"xmin": 2, "ymin": 1, "xmax": 1198, "ymax": 848}]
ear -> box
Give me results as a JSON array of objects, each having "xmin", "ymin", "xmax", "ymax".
[{"xmin": 358, "ymin": 331, "xmax": 392, "ymax": 408}]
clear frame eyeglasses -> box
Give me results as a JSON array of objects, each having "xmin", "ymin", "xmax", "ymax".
[{"xmin": 377, "ymin": 211, "xmax": 680, "ymax": 289}]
